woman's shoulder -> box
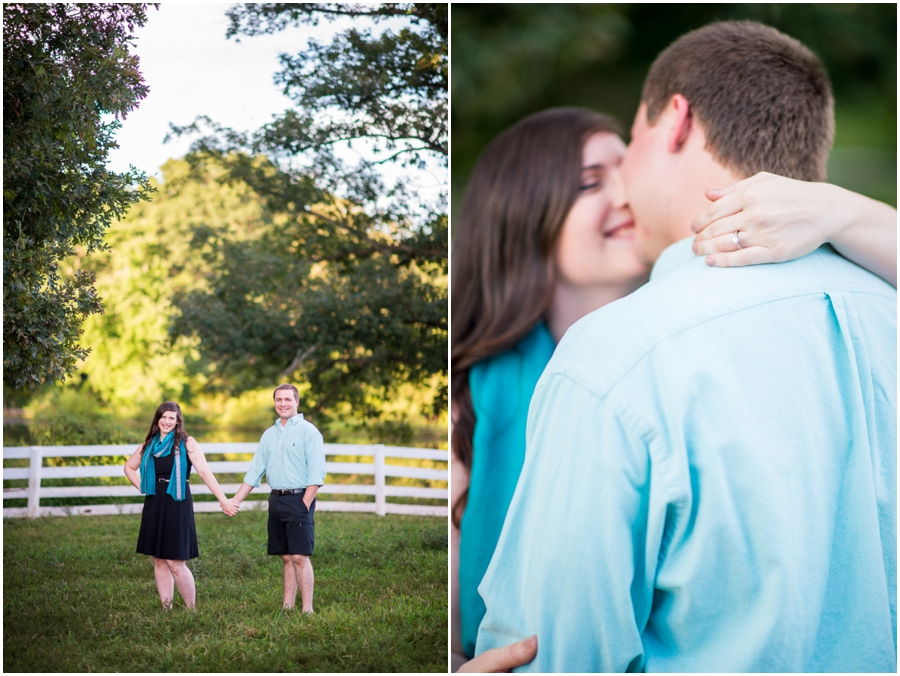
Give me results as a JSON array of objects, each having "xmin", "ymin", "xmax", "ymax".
[
  {"xmin": 470, "ymin": 323, "xmax": 555, "ymax": 389},
  {"xmin": 184, "ymin": 436, "xmax": 199, "ymax": 452},
  {"xmin": 470, "ymin": 322, "xmax": 556, "ymax": 427}
]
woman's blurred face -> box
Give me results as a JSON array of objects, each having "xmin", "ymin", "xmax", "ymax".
[
  {"xmin": 158, "ymin": 410, "xmax": 177, "ymax": 435},
  {"xmin": 554, "ymin": 132, "xmax": 650, "ymax": 289}
]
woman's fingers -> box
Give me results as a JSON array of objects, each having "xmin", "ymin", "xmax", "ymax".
[
  {"xmin": 692, "ymin": 188, "xmax": 750, "ymax": 236},
  {"xmin": 703, "ymin": 246, "xmax": 776, "ymax": 268},
  {"xmin": 456, "ymin": 635, "xmax": 537, "ymax": 673},
  {"xmin": 693, "ymin": 229, "xmax": 749, "ymax": 255},
  {"xmin": 692, "ymin": 172, "xmax": 775, "ymax": 236},
  {"xmin": 693, "ymin": 191, "xmax": 738, "ymax": 235}
]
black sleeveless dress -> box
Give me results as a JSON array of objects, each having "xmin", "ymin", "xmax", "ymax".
[{"xmin": 135, "ymin": 451, "xmax": 199, "ymax": 560}]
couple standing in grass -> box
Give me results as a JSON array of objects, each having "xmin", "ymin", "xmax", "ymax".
[{"xmin": 124, "ymin": 383, "xmax": 326, "ymax": 613}]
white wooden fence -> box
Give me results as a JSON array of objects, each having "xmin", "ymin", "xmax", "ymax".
[{"xmin": 2, "ymin": 443, "xmax": 448, "ymax": 519}]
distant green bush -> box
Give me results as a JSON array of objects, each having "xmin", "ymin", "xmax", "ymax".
[
  {"xmin": 31, "ymin": 413, "xmax": 138, "ymax": 447},
  {"xmin": 365, "ymin": 416, "xmax": 415, "ymax": 446}
]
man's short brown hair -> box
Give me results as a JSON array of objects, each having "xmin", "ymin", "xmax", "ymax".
[
  {"xmin": 642, "ymin": 21, "xmax": 834, "ymax": 182},
  {"xmin": 273, "ymin": 383, "xmax": 300, "ymax": 401}
]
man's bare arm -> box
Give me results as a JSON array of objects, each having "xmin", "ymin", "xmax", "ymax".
[
  {"xmin": 232, "ymin": 482, "xmax": 255, "ymax": 508},
  {"xmin": 303, "ymin": 484, "xmax": 319, "ymax": 509}
]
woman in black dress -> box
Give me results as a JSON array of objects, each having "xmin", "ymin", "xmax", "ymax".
[{"xmin": 124, "ymin": 401, "xmax": 236, "ymax": 609}]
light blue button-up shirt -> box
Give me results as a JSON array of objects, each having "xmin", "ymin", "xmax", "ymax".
[
  {"xmin": 244, "ymin": 414, "xmax": 326, "ymax": 490},
  {"xmin": 476, "ymin": 239, "xmax": 896, "ymax": 672}
]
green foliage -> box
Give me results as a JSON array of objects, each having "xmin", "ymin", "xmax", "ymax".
[
  {"xmin": 367, "ymin": 417, "xmax": 415, "ymax": 446},
  {"xmin": 70, "ymin": 153, "xmax": 445, "ymax": 427},
  {"xmin": 25, "ymin": 382, "xmax": 104, "ymax": 420},
  {"xmin": 34, "ymin": 155, "xmax": 445, "ymax": 442},
  {"xmin": 3, "ymin": 3, "xmax": 156, "ymax": 390},
  {"xmin": 169, "ymin": 195, "xmax": 447, "ymax": 424},
  {"xmin": 73, "ymin": 157, "xmax": 271, "ymax": 414},
  {"xmin": 225, "ymin": 3, "xmax": 447, "ymax": 163},
  {"xmin": 451, "ymin": 4, "xmax": 897, "ymax": 215},
  {"xmin": 341, "ymin": 373, "xmax": 447, "ymax": 447},
  {"xmin": 166, "ymin": 4, "xmax": 448, "ymax": 426},
  {"xmin": 30, "ymin": 413, "xmax": 135, "ymax": 447},
  {"xmin": 4, "ymin": 512, "xmax": 447, "ymax": 672},
  {"xmin": 27, "ymin": 388, "xmax": 138, "ymax": 446},
  {"xmin": 210, "ymin": 389, "xmax": 282, "ymax": 433}
]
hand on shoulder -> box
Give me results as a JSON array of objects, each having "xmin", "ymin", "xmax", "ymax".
[
  {"xmin": 692, "ymin": 172, "xmax": 835, "ymax": 267},
  {"xmin": 691, "ymin": 171, "xmax": 897, "ymax": 288}
]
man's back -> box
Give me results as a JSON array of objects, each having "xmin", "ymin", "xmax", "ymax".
[{"xmin": 475, "ymin": 241, "xmax": 896, "ymax": 672}]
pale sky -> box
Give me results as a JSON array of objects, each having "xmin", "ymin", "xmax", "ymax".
[{"xmin": 107, "ymin": 3, "xmax": 367, "ymax": 178}]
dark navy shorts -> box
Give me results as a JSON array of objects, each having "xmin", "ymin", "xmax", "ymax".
[{"xmin": 267, "ymin": 490, "xmax": 316, "ymax": 556}]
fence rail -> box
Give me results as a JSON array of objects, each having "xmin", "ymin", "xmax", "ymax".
[{"xmin": 3, "ymin": 443, "xmax": 448, "ymax": 519}]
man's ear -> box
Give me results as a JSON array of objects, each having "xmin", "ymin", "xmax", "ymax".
[{"xmin": 667, "ymin": 94, "xmax": 692, "ymax": 153}]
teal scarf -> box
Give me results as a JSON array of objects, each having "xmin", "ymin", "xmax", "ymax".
[{"xmin": 139, "ymin": 431, "xmax": 188, "ymax": 502}]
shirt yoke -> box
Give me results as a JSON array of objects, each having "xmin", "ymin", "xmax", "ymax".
[{"xmin": 548, "ymin": 246, "xmax": 895, "ymax": 400}]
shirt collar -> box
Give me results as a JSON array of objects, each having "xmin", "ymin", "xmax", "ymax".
[
  {"xmin": 649, "ymin": 236, "xmax": 698, "ymax": 282},
  {"xmin": 274, "ymin": 413, "xmax": 304, "ymax": 427}
]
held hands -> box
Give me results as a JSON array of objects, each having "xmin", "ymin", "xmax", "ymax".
[
  {"xmin": 691, "ymin": 172, "xmax": 845, "ymax": 268},
  {"xmin": 220, "ymin": 498, "xmax": 239, "ymax": 517},
  {"xmin": 456, "ymin": 635, "xmax": 537, "ymax": 673}
]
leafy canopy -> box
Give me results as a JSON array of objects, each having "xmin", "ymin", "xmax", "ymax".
[
  {"xmin": 3, "ymin": 3, "xmax": 155, "ymax": 390},
  {"xmin": 225, "ymin": 3, "xmax": 447, "ymax": 163}
]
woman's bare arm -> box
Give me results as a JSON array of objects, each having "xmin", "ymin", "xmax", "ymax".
[
  {"xmin": 692, "ymin": 172, "xmax": 897, "ymax": 287},
  {"xmin": 186, "ymin": 437, "xmax": 236, "ymax": 515},
  {"xmin": 123, "ymin": 443, "xmax": 144, "ymax": 490}
]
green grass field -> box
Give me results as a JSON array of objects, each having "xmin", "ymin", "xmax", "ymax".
[{"xmin": 3, "ymin": 511, "xmax": 447, "ymax": 672}]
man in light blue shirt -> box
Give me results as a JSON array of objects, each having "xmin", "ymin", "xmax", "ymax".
[
  {"xmin": 475, "ymin": 22, "xmax": 896, "ymax": 672},
  {"xmin": 233, "ymin": 383, "xmax": 326, "ymax": 613}
]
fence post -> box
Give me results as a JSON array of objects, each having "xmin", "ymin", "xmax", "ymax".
[
  {"xmin": 373, "ymin": 444, "xmax": 386, "ymax": 516},
  {"xmin": 27, "ymin": 446, "xmax": 42, "ymax": 519}
]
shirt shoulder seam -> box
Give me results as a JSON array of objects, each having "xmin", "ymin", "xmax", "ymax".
[{"xmin": 554, "ymin": 290, "xmax": 879, "ymax": 397}]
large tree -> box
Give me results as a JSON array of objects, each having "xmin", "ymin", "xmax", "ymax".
[
  {"xmin": 169, "ymin": 3, "xmax": 448, "ymax": 425},
  {"xmin": 3, "ymin": 3, "xmax": 155, "ymax": 391}
]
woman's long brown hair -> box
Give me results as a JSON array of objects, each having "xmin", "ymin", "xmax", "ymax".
[{"xmin": 451, "ymin": 108, "xmax": 621, "ymax": 528}]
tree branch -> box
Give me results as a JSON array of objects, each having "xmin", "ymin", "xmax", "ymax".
[
  {"xmin": 305, "ymin": 208, "xmax": 414, "ymax": 255},
  {"xmin": 282, "ymin": 344, "xmax": 317, "ymax": 376}
]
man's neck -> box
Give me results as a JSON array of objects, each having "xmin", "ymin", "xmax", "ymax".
[{"xmin": 656, "ymin": 148, "xmax": 747, "ymax": 259}]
